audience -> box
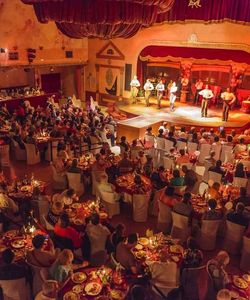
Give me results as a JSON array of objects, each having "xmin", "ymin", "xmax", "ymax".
[
  {"xmin": 203, "ymin": 199, "xmax": 222, "ymax": 220},
  {"xmin": 173, "ymin": 192, "xmax": 193, "ymax": 218},
  {"xmin": 226, "ymin": 202, "xmax": 249, "ymax": 228},
  {"xmin": 182, "ymin": 237, "xmax": 203, "ymax": 268}
]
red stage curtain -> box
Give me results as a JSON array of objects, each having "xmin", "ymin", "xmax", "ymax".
[{"xmin": 21, "ymin": 0, "xmax": 175, "ymax": 39}]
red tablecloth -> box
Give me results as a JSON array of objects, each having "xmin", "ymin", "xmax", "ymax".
[
  {"xmin": 241, "ymin": 100, "xmax": 250, "ymax": 113},
  {"xmin": 236, "ymin": 89, "xmax": 250, "ymax": 104}
]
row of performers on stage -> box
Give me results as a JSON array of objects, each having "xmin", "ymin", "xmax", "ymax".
[{"xmin": 130, "ymin": 76, "xmax": 236, "ymax": 122}]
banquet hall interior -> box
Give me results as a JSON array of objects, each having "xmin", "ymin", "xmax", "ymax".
[{"xmin": 0, "ymin": 0, "xmax": 250, "ymax": 299}]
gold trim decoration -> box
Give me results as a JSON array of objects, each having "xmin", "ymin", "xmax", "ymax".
[{"xmin": 188, "ymin": 0, "xmax": 201, "ymax": 9}]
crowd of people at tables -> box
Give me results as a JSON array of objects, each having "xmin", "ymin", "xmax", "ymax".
[{"xmin": 0, "ymin": 97, "xmax": 250, "ymax": 299}]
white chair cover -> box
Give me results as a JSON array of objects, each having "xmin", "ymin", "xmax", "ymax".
[
  {"xmin": 223, "ymin": 220, "xmax": 245, "ymax": 255},
  {"xmin": 224, "ymin": 150, "xmax": 235, "ymax": 164},
  {"xmin": 198, "ymin": 144, "xmax": 211, "ymax": 164},
  {"xmin": 24, "ymin": 143, "xmax": 40, "ymax": 165},
  {"xmin": 220, "ymin": 145, "xmax": 233, "ymax": 163},
  {"xmin": 171, "ymin": 212, "xmax": 191, "ymax": 244},
  {"xmin": 176, "ymin": 141, "xmax": 186, "ymax": 151},
  {"xmin": 198, "ymin": 219, "xmax": 221, "ymax": 251},
  {"xmin": 232, "ymin": 177, "xmax": 248, "ymax": 188},
  {"xmin": 150, "ymin": 188, "xmax": 165, "ymax": 217},
  {"xmin": 12, "ymin": 139, "xmax": 26, "ymax": 161},
  {"xmin": 0, "ymin": 144, "xmax": 10, "ymax": 167},
  {"xmin": 240, "ymin": 236, "xmax": 250, "ymax": 272},
  {"xmin": 66, "ymin": 172, "xmax": 84, "ymax": 197},
  {"xmin": 241, "ymin": 160, "xmax": 250, "ymax": 171},
  {"xmin": 156, "ymin": 137, "xmax": 166, "ymax": 150},
  {"xmin": 100, "ymin": 191, "xmax": 120, "ymax": 218},
  {"xmin": 26, "ymin": 262, "xmax": 45, "ymax": 297},
  {"xmin": 163, "ymin": 157, "xmax": 175, "ymax": 170},
  {"xmin": 51, "ymin": 165, "xmax": 67, "ymax": 190},
  {"xmin": 42, "ymin": 215, "xmax": 55, "ymax": 231},
  {"xmin": 0, "ymin": 277, "xmax": 31, "ymax": 300},
  {"xmin": 157, "ymin": 200, "xmax": 172, "ymax": 234},
  {"xmin": 180, "ymin": 163, "xmax": 193, "ymax": 170},
  {"xmin": 91, "ymin": 171, "xmax": 106, "ymax": 196},
  {"xmin": 203, "ymin": 160, "xmax": 213, "ymax": 183},
  {"xmin": 131, "ymin": 149, "xmax": 140, "ymax": 160},
  {"xmin": 187, "ymin": 142, "xmax": 198, "ymax": 154},
  {"xmin": 165, "ymin": 140, "xmax": 174, "ymax": 153},
  {"xmin": 132, "ymin": 193, "xmax": 150, "ymax": 222},
  {"xmin": 211, "ymin": 144, "xmax": 222, "ymax": 161},
  {"xmin": 208, "ymin": 171, "xmax": 222, "ymax": 184}
]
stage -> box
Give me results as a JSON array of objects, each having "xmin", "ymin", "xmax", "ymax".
[{"xmin": 116, "ymin": 98, "xmax": 250, "ymax": 142}]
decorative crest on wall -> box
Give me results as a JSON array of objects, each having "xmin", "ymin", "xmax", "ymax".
[
  {"xmin": 96, "ymin": 41, "xmax": 125, "ymax": 60},
  {"xmin": 188, "ymin": 0, "xmax": 201, "ymax": 8}
]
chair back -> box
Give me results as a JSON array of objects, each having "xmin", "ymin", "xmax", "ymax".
[
  {"xmin": 176, "ymin": 141, "xmax": 186, "ymax": 151},
  {"xmin": 110, "ymin": 252, "xmax": 125, "ymax": 270},
  {"xmin": 211, "ymin": 144, "xmax": 222, "ymax": 161},
  {"xmin": 203, "ymin": 160, "xmax": 213, "ymax": 183},
  {"xmin": 26, "ymin": 261, "xmax": 44, "ymax": 297},
  {"xmin": 144, "ymin": 135, "xmax": 155, "ymax": 148},
  {"xmin": 242, "ymin": 236, "xmax": 250, "ymax": 252},
  {"xmin": 156, "ymin": 137, "xmax": 166, "ymax": 150},
  {"xmin": 233, "ymin": 177, "xmax": 248, "ymax": 188},
  {"xmin": 132, "ymin": 193, "xmax": 150, "ymax": 222},
  {"xmin": 0, "ymin": 144, "xmax": 10, "ymax": 167},
  {"xmin": 171, "ymin": 211, "xmax": 189, "ymax": 228},
  {"xmin": 100, "ymin": 190, "xmax": 120, "ymax": 218},
  {"xmin": 201, "ymin": 219, "xmax": 221, "ymax": 235},
  {"xmin": 158, "ymin": 200, "xmax": 172, "ymax": 224},
  {"xmin": 24, "ymin": 143, "xmax": 40, "ymax": 165},
  {"xmin": 224, "ymin": 150, "xmax": 235, "ymax": 164},
  {"xmin": 0, "ymin": 277, "xmax": 31, "ymax": 300},
  {"xmin": 51, "ymin": 165, "xmax": 67, "ymax": 190},
  {"xmin": 149, "ymin": 261, "xmax": 179, "ymax": 287},
  {"xmin": 12, "ymin": 139, "xmax": 26, "ymax": 161},
  {"xmin": 208, "ymin": 171, "xmax": 222, "ymax": 184},
  {"xmin": 180, "ymin": 162, "xmax": 193, "ymax": 170},
  {"xmin": 220, "ymin": 145, "xmax": 233, "ymax": 162},
  {"xmin": 163, "ymin": 157, "xmax": 174, "ymax": 170},
  {"xmin": 225, "ymin": 220, "xmax": 245, "ymax": 243},
  {"xmin": 198, "ymin": 144, "xmax": 211, "ymax": 164},
  {"xmin": 187, "ymin": 142, "xmax": 198, "ymax": 154},
  {"xmin": 241, "ymin": 160, "xmax": 250, "ymax": 171},
  {"xmin": 165, "ymin": 140, "xmax": 174, "ymax": 152},
  {"xmin": 66, "ymin": 172, "xmax": 84, "ymax": 196},
  {"xmin": 42, "ymin": 215, "xmax": 54, "ymax": 231}
]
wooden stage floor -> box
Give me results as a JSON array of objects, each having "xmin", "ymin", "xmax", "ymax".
[{"xmin": 116, "ymin": 99, "xmax": 250, "ymax": 141}]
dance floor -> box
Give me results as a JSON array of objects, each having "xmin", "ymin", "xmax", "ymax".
[{"xmin": 117, "ymin": 99, "xmax": 250, "ymax": 130}]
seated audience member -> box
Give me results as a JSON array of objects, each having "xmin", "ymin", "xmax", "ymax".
[
  {"xmin": 207, "ymin": 182, "xmax": 221, "ymax": 200},
  {"xmin": 150, "ymin": 166, "xmax": 168, "ymax": 190},
  {"xmin": 158, "ymin": 122, "xmax": 169, "ymax": 136},
  {"xmin": 182, "ymin": 165, "xmax": 198, "ymax": 192},
  {"xmin": 116, "ymin": 233, "xmax": 138, "ymax": 274},
  {"xmin": 67, "ymin": 158, "xmax": 82, "ymax": 174},
  {"xmin": 108, "ymin": 223, "xmax": 126, "ymax": 253},
  {"xmin": 35, "ymin": 280, "xmax": 58, "ymax": 300},
  {"xmin": 182, "ymin": 237, "xmax": 203, "ymax": 268},
  {"xmin": 117, "ymin": 152, "xmax": 134, "ymax": 174},
  {"xmin": 54, "ymin": 213, "xmax": 82, "ymax": 249},
  {"xmin": 159, "ymin": 186, "xmax": 178, "ymax": 207},
  {"xmin": 226, "ymin": 202, "xmax": 249, "ymax": 228},
  {"xmin": 86, "ymin": 213, "xmax": 110, "ymax": 256},
  {"xmin": 49, "ymin": 249, "xmax": 74, "ymax": 283},
  {"xmin": 53, "ymin": 154, "xmax": 67, "ymax": 176},
  {"xmin": 212, "ymin": 135, "xmax": 221, "ymax": 146},
  {"xmin": 166, "ymin": 131, "xmax": 177, "ymax": 146},
  {"xmin": 60, "ymin": 188, "xmax": 78, "ymax": 205},
  {"xmin": 190, "ymin": 132, "xmax": 199, "ymax": 144},
  {"xmin": 170, "ymin": 169, "xmax": 185, "ymax": 186},
  {"xmin": 143, "ymin": 155, "xmax": 153, "ymax": 177},
  {"xmin": 0, "ymin": 248, "xmax": 30, "ymax": 281},
  {"xmin": 27, "ymin": 234, "xmax": 57, "ymax": 267},
  {"xmin": 136, "ymin": 150, "xmax": 147, "ymax": 171},
  {"xmin": 173, "ymin": 192, "xmax": 193, "ymax": 217},
  {"xmin": 203, "ymin": 199, "xmax": 222, "ymax": 220},
  {"xmin": 208, "ymin": 160, "xmax": 225, "ymax": 176},
  {"xmin": 157, "ymin": 128, "xmax": 164, "ymax": 138},
  {"xmin": 204, "ymin": 150, "xmax": 216, "ymax": 166},
  {"xmin": 234, "ymin": 162, "xmax": 247, "ymax": 178},
  {"xmin": 234, "ymin": 138, "xmax": 247, "ymax": 154},
  {"xmin": 205, "ymin": 251, "xmax": 230, "ymax": 299},
  {"xmin": 97, "ymin": 174, "xmax": 118, "ymax": 195},
  {"xmin": 222, "ymin": 135, "xmax": 234, "ymax": 146},
  {"xmin": 176, "ymin": 149, "xmax": 189, "ymax": 165},
  {"xmin": 234, "ymin": 187, "xmax": 250, "ymax": 207},
  {"xmin": 91, "ymin": 153, "xmax": 107, "ymax": 172},
  {"xmin": 132, "ymin": 175, "xmax": 148, "ymax": 194},
  {"xmin": 119, "ymin": 136, "xmax": 130, "ymax": 153},
  {"xmin": 47, "ymin": 194, "xmax": 64, "ymax": 225},
  {"xmin": 130, "ymin": 139, "xmax": 143, "ymax": 154}
]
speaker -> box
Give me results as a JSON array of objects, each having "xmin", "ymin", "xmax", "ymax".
[
  {"xmin": 124, "ymin": 63, "xmax": 132, "ymax": 91},
  {"xmin": 65, "ymin": 51, "xmax": 73, "ymax": 58}
]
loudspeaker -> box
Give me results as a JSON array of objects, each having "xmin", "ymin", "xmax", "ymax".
[
  {"xmin": 124, "ymin": 63, "xmax": 132, "ymax": 91},
  {"xmin": 65, "ymin": 51, "xmax": 73, "ymax": 58}
]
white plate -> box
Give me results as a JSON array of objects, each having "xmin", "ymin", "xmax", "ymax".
[
  {"xmin": 63, "ymin": 291, "xmax": 79, "ymax": 300},
  {"xmin": 85, "ymin": 282, "xmax": 102, "ymax": 296},
  {"xmin": 71, "ymin": 272, "xmax": 87, "ymax": 284}
]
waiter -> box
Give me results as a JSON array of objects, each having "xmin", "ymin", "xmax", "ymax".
[
  {"xmin": 194, "ymin": 78, "xmax": 203, "ymax": 104},
  {"xmin": 221, "ymin": 88, "xmax": 236, "ymax": 121},
  {"xmin": 143, "ymin": 79, "xmax": 154, "ymax": 107},
  {"xmin": 155, "ymin": 80, "xmax": 165, "ymax": 109},
  {"xmin": 130, "ymin": 75, "xmax": 140, "ymax": 104},
  {"xmin": 199, "ymin": 84, "xmax": 214, "ymax": 118},
  {"xmin": 169, "ymin": 81, "xmax": 178, "ymax": 111}
]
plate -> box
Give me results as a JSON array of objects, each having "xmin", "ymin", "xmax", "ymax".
[
  {"xmin": 85, "ymin": 282, "xmax": 102, "ymax": 296},
  {"xmin": 20, "ymin": 186, "xmax": 31, "ymax": 192},
  {"xmin": 65, "ymin": 208, "xmax": 76, "ymax": 218},
  {"xmin": 242, "ymin": 274, "xmax": 250, "ymax": 282},
  {"xmin": 134, "ymin": 250, "xmax": 147, "ymax": 259},
  {"xmin": 63, "ymin": 291, "xmax": 79, "ymax": 300},
  {"xmin": 110, "ymin": 289, "xmax": 125, "ymax": 300},
  {"xmin": 4, "ymin": 230, "xmax": 18, "ymax": 239},
  {"xmin": 71, "ymin": 272, "xmax": 87, "ymax": 284},
  {"xmin": 138, "ymin": 237, "xmax": 149, "ymax": 246},
  {"xmin": 171, "ymin": 256, "xmax": 180, "ymax": 263},
  {"xmin": 0, "ymin": 245, "xmax": 7, "ymax": 252},
  {"xmin": 233, "ymin": 276, "xmax": 248, "ymax": 289},
  {"xmin": 135, "ymin": 244, "xmax": 143, "ymax": 250},
  {"xmin": 72, "ymin": 203, "xmax": 81, "ymax": 209},
  {"xmin": 72, "ymin": 285, "xmax": 84, "ymax": 293},
  {"xmin": 11, "ymin": 239, "xmax": 25, "ymax": 249},
  {"xmin": 73, "ymin": 219, "xmax": 84, "ymax": 225},
  {"xmin": 170, "ymin": 245, "xmax": 183, "ymax": 254}
]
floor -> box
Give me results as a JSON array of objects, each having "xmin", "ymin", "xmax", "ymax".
[{"xmin": 2, "ymin": 159, "xmax": 246, "ymax": 299}]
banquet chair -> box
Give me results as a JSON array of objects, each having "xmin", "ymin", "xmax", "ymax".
[
  {"xmin": 24, "ymin": 143, "xmax": 41, "ymax": 165},
  {"xmin": 181, "ymin": 265, "xmax": 205, "ymax": 300},
  {"xmin": 191, "ymin": 173, "xmax": 203, "ymax": 195},
  {"xmin": 223, "ymin": 220, "xmax": 245, "ymax": 255},
  {"xmin": 220, "ymin": 145, "xmax": 233, "ymax": 163},
  {"xmin": 42, "ymin": 215, "xmax": 54, "ymax": 231},
  {"xmin": 132, "ymin": 193, "xmax": 150, "ymax": 222},
  {"xmin": 241, "ymin": 160, "xmax": 250, "ymax": 171},
  {"xmin": 180, "ymin": 162, "xmax": 193, "ymax": 170},
  {"xmin": 232, "ymin": 177, "xmax": 248, "ymax": 188},
  {"xmin": 31, "ymin": 197, "xmax": 50, "ymax": 223},
  {"xmin": 66, "ymin": 172, "xmax": 84, "ymax": 197},
  {"xmin": 224, "ymin": 150, "xmax": 235, "ymax": 164},
  {"xmin": 203, "ymin": 160, "xmax": 213, "ymax": 183},
  {"xmin": 157, "ymin": 200, "xmax": 172, "ymax": 234},
  {"xmin": 211, "ymin": 144, "xmax": 222, "ymax": 161},
  {"xmin": 91, "ymin": 171, "xmax": 107, "ymax": 196},
  {"xmin": 197, "ymin": 219, "xmax": 221, "ymax": 251},
  {"xmin": 240, "ymin": 236, "xmax": 250, "ymax": 272},
  {"xmin": 11, "ymin": 139, "xmax": 26, "ymax": 161},
  {"xmin": 208, "ymin": 171, "xmax": 222, "ymax": 184},
  {"xmin": 150, "ymin": 187, "xmax": 165, "ymax": 217},
  {"xmin": 0, "ymin": 144, "xmax": 10, "ymax": 167},
  {"xmin": 198, "ymin": 144, "xmax": 211, "ymax": 164},
  {"xmin": 99, "ymin": 191, "xmax": 120, "ymax": 219},
  {"xmin": 156, "ymin": 137, "xmax": 166, "ymax": 166},
  {"xmin": 187, "ymin": 142, "xmax": 198, "ymax": 154},
  {"xmin": 163, "ymin": 157, "xmax": 175, "ymax": 170},
  {"xmin": 131, "ymin": 149, "xmax": 140, "ymax": 160},
  {"xmin": 144, "ymin": 135, "xmax": 155, "ymax": 149},
  {"xmin": 171, "ymin": 212, "xmax": 191, "ymax": 244},
  {"xmin": 199, "ymin": 182, "xmax": 209, "ymax": 196},
  {"xmin": 26, "ymin": 261, "xmax": 45, "ymax": 297},
  {"xmin": 176, "ymin": 141, "xmax": 186, "ymax": 151},
  {"xmin": 164, "ymin": 140, "xmax": 174, "ymax": 154},
  {"xmin": 110, "ymin": 252, "xmax": 125, "ymax": 271},
  {"xmin": 51, "ymin": 165, "xmax": 67, "ymax": 190},
  {"xmin": 0, "ymin": 277, "xmax": 31, "ymax": 300}
]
